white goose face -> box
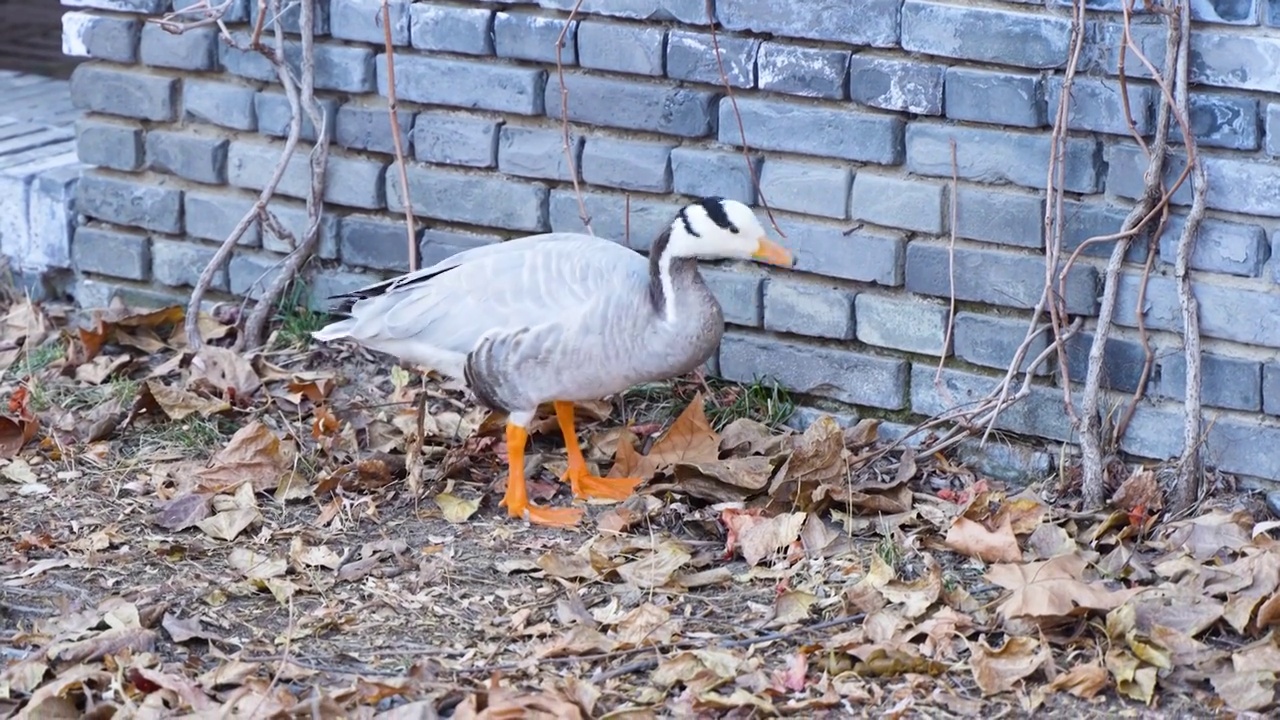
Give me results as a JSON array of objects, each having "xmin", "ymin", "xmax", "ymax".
[{"xmin": 667, "ymin": 197, "xmax": 795, "ymax": 267}]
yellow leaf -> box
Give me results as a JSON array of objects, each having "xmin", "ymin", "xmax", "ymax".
[{"xmin": 435, "ymin": 492, "xmax": 480, "ymax": 524}]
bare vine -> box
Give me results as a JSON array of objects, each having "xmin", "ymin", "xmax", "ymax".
[{"xmin": 381, "ymin": 0, "xmax": 418, "ymax": 272}]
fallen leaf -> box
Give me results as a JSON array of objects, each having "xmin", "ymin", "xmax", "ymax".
[
  {"xmin": 1211, "ymin": 671, "xmax": 1276, "ymax": 712},
  {"xmin": 945, "ymin": 516, "xmax": 1022, "ymax": 563},
  {"xmin": 161, "ymin": 612, "xmax": 224, "ymax": 643},
  {"xmin": 196, "ymin": 507, "xmax": 260, "ymax": 541},
  {"xmin": 723, "ymin": 510, "xmax": 807, "ymax": 567},
  {"xmin": 197, "ymin": 421, "xmax": 291, "ymax": 492},
  {"xmin": 435, "ymin": 491, "xmax": 480, "ymax": 523},
  {"xmin": 151, "ymin": 493, "xmax": 211, "ymax": 532},
  {"xmin": 229, "ymin": 547, "xmax": 287, "ymax": 581},
  {"xmin": 986, "ymin": 553, "xmax": 1138, "ymax": 621},
  {"xmin": 1047, "ymin": 660, "xmax": 1110, "ymax": 699},
  {"xmin": 188, "ymin": 345, "xmax": 263, "ymax": 404},
  {"xmin": 615, "ymin": 540, "xmax": 692, "ymax": 589},
  {"xmin": 969, "ymin": 635, "xmax": 1048, "ymax": 695},
  {"xmin": 609, "ymin": 394, "xmax": 719, "ymax": 480},
  {"xmin": 289, "ymin": 539, "xmax": 343, "ymax": 570},
  {"xmin": 145, "ymin": 380, "xmax": 231, "ymax": 420},
  {"xmin": 769, "ymin": 590, "xmax": 817, "ymax": 627},
  {"xmin": 613, "ymin": 602, "xmax": 678, "ymax": 647}
]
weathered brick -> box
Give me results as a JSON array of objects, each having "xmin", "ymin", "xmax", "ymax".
[
  {"xmin": 763, "ymin": 280, "xmax": 855, "ymax": 340},
  {"xmin": 146, "ymin": 130, "xmax": 227, "ymax": 185},
  {"xmin": 380, "ymin": 55, "xmax": 545, "ymax": 116},
  {"xmin": 61, "ymin": 11, "xmax": 139, "ymax": 63},
  {"xmin": 1083, "ymin": 19, "xmax": 1166, "ymax": 80},
  {"xmin": 395, "ymin": 167, "xmax": 548, "ymax": 232},
  {"xmin": 720, "ymin": 332, "xmax": 909, "ymax": 409},
  {"xmin": 551, "ymin": 73, "xmax": 715, "ymax": 137},
  {"xmin": 720, "ymin": 97, "xmax": 904, "ymax": 165},
  {"xmin": 907, "ymin": 123, "xmax": 1102, "ymax": 194},
  {"xmin": 758, "ymin": 160, "xmax": 849, "ymax": 220},
  {"xmin": 221, "ymin": 34, "xmax": 374, "ymax": 92},
  {"xmin": 1267, "ymin": 103, "xmax": 1280, "ymax": 156},
  {"xmin": 851, "ymin": 174, "xmax": 946, "ymax": 234},
  {"xmin": 258, "ymin": 204, "xmax": 339, "ymax": 260},
  {"xmin": 666, "ymin": 30, "xmax": 758, "ymax": 88},
  {"xmin": 757, "ymin": 43, "xmax": 850, "ymax": 100},
  {"xmin": 1158, "ymin": 351, "xmax": 1261, "ymax": 412},
  {"xmin": 184, "ymin": 192, "xmax": 259, "ymax": 247},
  {"xmin": 419, "ymin": 228, "xmax": 500, "ymax": 267},
  {"xmin": 494, "ymin": 12, "xmax": 576, "ymax": 64},
  {"xmin": 183, "ymin": 80, "xmax": 257, "ymax": 131},
  {"xmin": 254, "ymin": 92, "xmax": 338, "ymax": 142},
  {"xmin": 1203, "ymin": 155, "xmax": 1280, "ymax": 218},
  {"xmin": 72, "ymin": 225, "xmax": 150, "ymax": 280},
  {"xmin": 227, "ymin": 141, "xmax": 387, "ymax": 210},
  {"xmin": 581, "ymin": 137, "xmax": 673, "ymax": 193},
  {"xmin": 74, "ymin": 277, "xmax": 189, "ymax": 314},
  {"xmin": 537, "ymin": 0, "xmax": 706, "ymax": 24},
  {"xmin": 786, "ymin": 220, "xmax": 903, "ymax": 286},
  {"xmin": 944, "ymin": 67, "xmax": 1043, "ymax": 128},
  {"xmin": 856, "ymin": 294, "xmax": 950, "ymax": 356},
  {"xmin": 1050, "ymin": 0, "xmax": 1253, "ymax": 24},
  {"xmin": 61, "ymin": 0, "xmax": 165, "ymax": 15},
  {"xmin": 414, "ymin": 113, "xmax": 500, "ymax": 168},
  {"xmin": 1060, "ymin": 199, "xmax": 1147, "ymax": 264},
  {"xmin": 338, "ymin": 214, "xmax": 418, "ymax": 271},
  {"xmin": 1190, "ymin": 32, "xmax": 1280, "ymax": 94},
  {"xmin": 577, "ymin": 21, "xmax": 665, "ymax": 76},
  {"xmin": 24, "ymin": 164, "xmax": 81, "ymax": 271},
  {"xmin": 849, "ymin": 56, "xmax": 944, "ymax": 115},
  {"xmin": 69, "ymin": 65, "xmax": 176, "ymax": 122},
  {"xmin": 1266, "ymin": 364, "xmax": 1280, "ymax": 416},
  {"xmin": 717, "ymin": 0, "xmax": 902, "ymax": 48},
  {"xmin": 902, "ymin": 1, "xmax": 1071, "ymax": 69},
  {"xmin": 331, "ymin": 0, "xmax": 410, "ymax": 45},
  {"xmin": 1181, "ymin": 94, "xmax": 1261, "ymax": 150},
  {"xmin": 78, "ymin": 172, "xmax": 182, "ymax": 234},
  {"xmin": 548, "ymin": 190, "xmax": 681, "ymax": 251},
  {"xmin": 954, "ymin": 312, "xmax": 1052, "ymax": 375},
  {"xmin": 1064, "ymin": 332, "xmax": 1148, "ymax": 394},
  {"xmin": 1157, "ymin": 216, "xmax": 1269, "ymax": 277},
  {"xmin": 906, "ymin": 241, "xmax": 1098, "ymax": 315},
  {"xmin": 307, "ymin": 268, "xmax": 384, "ymax": 311},
  {"xmin": 140, "ymin": 22, "xmax": 217, "ymax": 71},
  {"xmin": 75, "ymin": 119, "xmax": 143, "ymax": 172},
  {"xmin": 152, "ymin": 239, "xmax": 227, "ymax": 291},
  {"xmin": 410, "ymin": 3, "xmax": 494, "ymax": 55},
  {"xmin": 335, "ymin": 104, "xmax": 413, "ymax": 155},
  {"xmin": 498, "ymin": 126, "xmax": 582, "ymax": 182},
  {"xmin": 913, "ymin": 366, "xmax": 1073, "ymax": 442},
  {"xmin": 671, "ymin": 148, "xmax": 759, "ymax": 205},
  {"xmin": 229, "ymin": 251, "xmax": 284, "ymax": 300},
  {"xmin": 1115, "ymin": 273, "xmax": 1280, "ymax": 348},
  {"xmin": 0, "ymin": 148, "xmax": 75, "ymax": 270},
  {"xmin": 248, "ymin": 0, "xmax": 329, "ymax": 35},
  {"xmin": 171, "ymin": 0, "xmax": 249, "ymax": 24},
  {"xmin": 954, "ymin": 186, "xmax": 1043, "ymax": 248},
  {"xmin": 1205, "ymin": 417, "xmax": 1280, "ymax": 482},
  {"xmin": 701, "ymin": 267, "xmax": 763, "ymax": 327},
  {"xmin": 1045, "ymin": 75, "xmax": 1155, "ymax": 136},
  {"xmin": 1105, "ymin": 143, "xmax": 1194, "ymax": 206}
]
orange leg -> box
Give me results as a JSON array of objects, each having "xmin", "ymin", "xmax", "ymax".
[
  {"xmin": 554, "ymin": 401, "xmax": 643, "ymax": 502},
  {"xmin": 500, "ymin": 422, "xmax": 583, "ymax": 528}
]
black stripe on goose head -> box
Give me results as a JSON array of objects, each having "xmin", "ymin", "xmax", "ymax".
[
  {"xmin": 676, "ymin": 206, "xmax": 700, "ymax": 237},
  {"xmin": 697, "ymin": 196, "xmax": 740, "ymax": 234}
]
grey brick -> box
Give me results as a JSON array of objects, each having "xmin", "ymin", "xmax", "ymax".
[
  {"xmin": 184, "ymin": 80, "xmax": 257, "ymax": 131},
  {"xmin": 1105, "ymin": 143, "xmax": 1193, "ymax": 206},
  {"xmin": 413, "ymin": 113, "xmax": 500, "ymax": 168},
  {"xmin": 396, "ymin": 167, "xmax": 548, "ymax": 232},
  {"xmin": 907, "ymin": 124, "xmax": 1102, "ymax": 194},
  {"xmin": 1115, "ymin": 273, "xmax": 1280, "ymax": 348},
  {"xmin": 764, "ymin": 280, "xmax": 855, "ymax": 340},
  {"xmin": 720, "ymin": 97, "xmax": 904, "ymax": 165},
  {"xmin": 902, "ymin": 1, "xmax": 1071, "ymax": 69},
  {"xmin": 906, "ymin": 241, "xmax": 1098, "ymax": 315},
  {"xmin": 1266, "ymin": 364, "xmax": 1280, "ymax": 416},
  {"xmin": 581, "ymin": 137, "xmax": 673, "ymax": 193},
  {"xmin": 60, "ymin": 11, "xmax": 139, "ymax": 63},
  {"xmin": 1049, "ymin": 0, "xmax": 1253, "ymax": 24},
  {"xmin": 419, "ymin": 228, "xmax": 500, "ymax": 267},
  {"xmin": 331, "ymin": 0, "xmax": 410, "ymax": 45},
  {"xmin": 1159, "ymin": 351, "xmax": 1261, "ymax": 412},
  {"xmin": 380, "ymin": 55, "xmax": 545, "ymax": 116},
  {"xmin": 410, "ymin": 3, "xmax": 494, "ymax": 55},
  {"xmin": 717, "ymin": 0, "xmax": 902, "ymax": 48},
  {"xmin": 1271, "ymin": 0, "xmax": 1280, "ymax": 26},
  {"xmin": 786, "ymin": 220, "xmax": 904, "ymax": 286},
  {"xmin": 670, "ymin": 148, "xmax": 759, "ymax": 205},
  {"xmin": 1044, "ymin": 76, "xmax": 1155, "ymax": 136},
  {"xmin": 339, "ymin": 214, "xmax": 418, "ymax": 271},
  {"xmin": 75, "ymin": 119, "xmax": 143, "ymax": 172},
  {"xmin": 69, "ymin": 65, "xmax": 176, "ymax": 122},
  {"xmin": 954, "ymin": 186, "xmax": 1043, "ymax": 248},
  {"xmin": 551, "ymin": 73, "xmax": 715, "ymax": 137},
  {"xmin": 498, "ymin": 126, "xmax": 582, "ymax": 182},
  {"xmin": 307, "ymin": 268, "xmax": 384, "ymax": 311},
  {"xmin": 1268, "ymin": 104, "xmax": 1280, "ymax": 156},
  {"xmin": 1180, "ymin": 94, "xmax": 1261, "ymax": 151},
  {"xmin": 185, "ymin": 192, "xmax": 259, "ymax": 247},
  {"xmin": 146, "ymin": 130, "xmax": 228, "ymax": 185},
  {"xmin": 1206, "ymin": 417, "xmax": 1280, "ymax": 482},
  {"xmin": 61, "ymin": 0, "xmax": 164, "ymax": 13},
  {"xmin": 1060, "ymin": 200, "xmax": 1147, "ymax": 264},
  {"xmin": 856, "ymin": 294, "xmax": 950, "ymax": 356},
  {"xmin": 220, "ymin": 34, "xmax": 374, "ymax": 93},
  {"xmin": 248, "ymin": 0, "xmax": 329, "ymax": 35},
  {"xmin": 548, "ymin": 190, "xmax": 681, "ymax": 251},
  {"xmin": 171, "ymin": 0, "xmax": 249, "ymax": 23},
  {"xmin": 914, "ymin": 366, "xmax": 1073, "ymax": 442},
  {"xmin": 849, "ymin": 56, "xmax": 945, "ymax": 115},
  {"xmin": 23, "ymin": 165, "xmax": 81, "ymax": 271},
  {"xmin": 701, "ymin": 267, "xmax": 763, "ymax": 327},
  {"xmin": 537, "ymin": 0, "xmax": 707, "ymax": 24},
  {"xmin": 494, "ymin": 12, "xmax": 576, "ymax": 64},
  {"xmin": 72, "ymin": 226, "xmax": 150, "ymax": 281},
  {"xmin": 757, "ymin": 43, "xmax": 850, "ymax": 100},
  {"xmin": 140, "ymin": 23, "xmax": 217, "ymax": 71},
  {"xmin": 227, "ymin": 141, "xmax": 387, "ymax": 210},
  {"xmin": 74, "ymin": 278, "xmax": 189, "ymax": 315},
  {"xmin": 77, "ymin": 172, "xmax": 182, "ymax": 234},
  {"xmin": 1157, "ymin": 216, "xmax": 1269, "ymax": 277},
  {"xmin": 851, "ymin": 174, "xmax": 946, "ymax": 234},
  {"xmin": 153, "ymin": 239, "xmax": 227, "ymax": 291},
  {"xmin": 229, "ymin": 252, "xmax": 284, "ymax": 300},
  {"xmin": 577, "ymin": 21, "xmax": 665, "ymax": 76},
  {"xmin": 1064, "ymin": 332, "xmax": 1148, "ymax": 394},
  {"xmin": 336, "ymin": 104, "xmax": 413, "ymax": 155},
  {"xmin": 758, "ymin": 160, "xmax": 849, "ymax": 220},
  {"xmin": 720, "ymin": 332, "xmax": 909, "ymax": 410},
  {"xmin": 954, "ymin": 312, "xmax": 1052, "ymax": 375},
  {"xmin": 1190, "ymin": 32, "xmax": 1280, "ymax": 94},
  {"xmin": 1083, "ymin": 19, "xmax": 1166, "ymax": 80},
  {"xmin": 666, "ymin": 30, "xmax": 758, "ymax": 88},
  {"xmin": 259, "ymin": 204, "xmax": 340, "ymax": 260},
  {"xmin": 1203, "ymin": 155, "xmax": 1280, "ymax": 218},
  {"xmin": 254, "ymin": 92, "xmax": 339, "ymax": 142},
  {"xmin": 945, "ymin": 68, "xmax": 1043, "ymax": 128},
  {"xmin": 0, "ymin": 128, "xmax": 75, "ymax": 163}
]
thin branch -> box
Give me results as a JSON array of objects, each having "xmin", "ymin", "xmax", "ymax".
[
  {"xmin": 381, "ymin": 0, "xmax": 417, "ymax": 272},
  {"xmin": 556, "ymin": 0, "xmax": 592, "ymax": 234},
  {"xmin": 935, "ymin": 139, "xmax": 959, "ymax": 383}
]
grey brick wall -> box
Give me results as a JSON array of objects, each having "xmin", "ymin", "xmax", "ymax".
[{"xmin": 54, "ymin": 0, "xmax": 1280, "ymax": 486}]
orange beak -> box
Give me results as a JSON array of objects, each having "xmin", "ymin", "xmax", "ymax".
[{"xmin": 751, "ymin": 236, "xmax": 795, "ymax": 267}]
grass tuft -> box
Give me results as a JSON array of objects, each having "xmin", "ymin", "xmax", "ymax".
[{"xmin": 272, "ymin": 280, "xmax": 331, "ymax": 350}]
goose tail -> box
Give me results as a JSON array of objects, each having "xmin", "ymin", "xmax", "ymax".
[{"xmin": 312, "ymin": 316, "xmax": 358, "ymax": 342}]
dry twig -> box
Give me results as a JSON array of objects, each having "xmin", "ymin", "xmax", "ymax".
[
  {"xmin": 556, "ymin": 0, "xmax": 592, "ymax": 234},
  {"xmin": 381, "ymin": 0, "xmax": 418, "ymax": 272}
]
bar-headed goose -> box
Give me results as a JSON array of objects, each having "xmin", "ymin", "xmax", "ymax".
[{"xmin": 313, "ymin": 197, "xmax": 795, "ymax": 527}]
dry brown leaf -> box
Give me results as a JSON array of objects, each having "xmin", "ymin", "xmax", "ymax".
[
  {"xmin": 73, "ymin": 352, "xmax": 130, "ymax": 385},
  {"xmin": 1211, "ymin": 671, "xmax": 1276, "ymax": 712},
  {"xmin": 986, "ymin": 553, "xmax": 1137, "ymax": 620},
  {"xmin": 944, "ymin": 516, "xmax": 1022, "ymax": 563},
  {"xmin": 47, "ymin": 626, "xmax": 158, "ymax": 664},
  {"xmin": 719, "ymin": 417, "xmax": 788, "ymax": 456},
  {"xmin": 769, "ymin": 590, "xmax": 818, "ymax": 627},
  {"xmin": 615, "ymin": 540, "xmax": 692, "ymax": 589},
  {"xmin": 968, "ymin": 635, "xmax": 1047, "ymax": 695},
  {"xmin": 536, "ymin": 552, "xmax": 599, "ymax": 581},
  {"xmin": 289, "ymin": 538, "xmax": 343, "ymax": 570},
  {"xmin": 989, "ymin": 493, "xmax": 1048, "ymax": 535},
  {"xmin": 196, "ymin": 507, "xmax": 259, "ymax": 541},
  {"xmin": 1111, "ymin": 467, "xmax": 1163, "ymax": 514},
  {"xmin": 723, "ymin": 509, "xmax": 807, "ymax": 567},
  {"xmin": 151, "ymin": 492, "xmax": 211, "ymax": 532},
  {"xmin": 229, "ymin": 547, "xmax": 287, "ymax": 580},
  {"xmin": 1159, "ymin": 509, "xmax": 1254, "ymax": 561},
  {"xmin": 145, "ymin": 380, "xmax": 231, "ymax": 420},
  {"xmin": 613, "ymin": 602, "xmax": 678, "ymax": 647},
  {"xmin": 435, "ymin": 491, "xmax": 481, "ymax": 523},
  {"xmin": 453, "ymin": 678, "xmax": 585, "ymax": 720},
  {"xmin": 196, "ymin": 421, "xmax": 291, "ymax": 492},
  {"xmin": 609, "ymin": 394, "xmax": 719, "ymax": 480},
  {"xmin": 844, "ymin": 418, "xmax": 881, "ymax": 448},
  {"xmin": 0, "ymin": 387, "xmax": 39, "ymax": 459},
  {"xmin": 878, "ymin": 556, "xmax": 943, "ymax": 619},
  {"xmin": 188, "ymin": 345, "xmax": 263, "ymax": 403},
  {"xmin": 1105, "ymin": 648, "xmax": 1156, "ymax": 704},
  {"xmin": 767, "ymin": 416, "xmax": 845, "ymax": 511},
  {"xmin": 161, "ymin": 612, "xmax": 224, "ymax": 644},
  {"xmin": 1047, "ymin": 660, "xmax": 1110, "ymax": 698},
  {"xmin": 539, "ymin": 625, "xmax": 619, "ymax": 658}
]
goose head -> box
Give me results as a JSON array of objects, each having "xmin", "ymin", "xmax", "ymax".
[{"xmin": 664, "ymin": 197, "xmax": 795, "ymax": 267}]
